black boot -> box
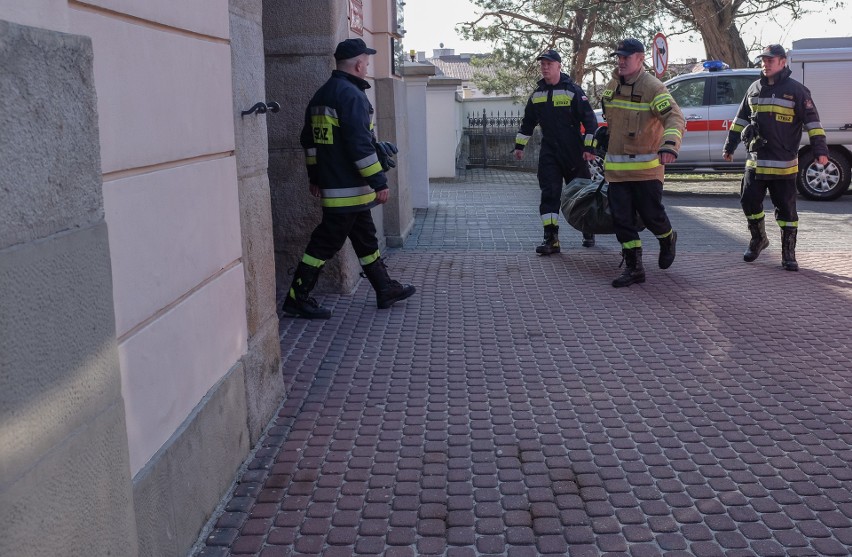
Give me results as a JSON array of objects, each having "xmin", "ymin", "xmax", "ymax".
[
  {"xmin": 363, "ymin": 259, "xmax": 416, "ymax": 309},
  {"xmin": 582, "ymin": 232, "xmax": 596, "ymax": 248},
  {"xmin": 781, "ymin": 227, "xmax": 798, "ymax": 271},
  {"xmin": 743, "ymin": 218, "xmax": 769, "ymax": 262},
  {"xmin": 536, "ymin": 225, "xmax": 560, "ymax": 255},
  {"xmin": 281, "ymin": 262, "xmax": 332, "ymax": 319},
  {"xmin": 658, "ymin": 230, "xmax": 677, "ymax": 269},
  {"xmin": 612, "ymin": 248, "xmax": 646, "ymax": 288}
]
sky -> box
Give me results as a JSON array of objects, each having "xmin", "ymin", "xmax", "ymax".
[{"xmin": 402, "ymin": 0, "xmax": 852, "ymax": 63}]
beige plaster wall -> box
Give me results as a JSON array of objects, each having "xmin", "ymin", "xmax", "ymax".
[
  {"xmin": 3, "ymin": 1, "xmax": 279, "ymax": 555},
  {"xmin": 68, "ymin": 2, "xmax": 249, "ymax": 477},
  {"xmin": 0, "ymin": 17, "xmax": 139, "ymax": 556},
  {"xmin": 427, "ymin": 79, "xmax": 465, "ymax": 178},
  {"xmin": 70, "ymin": 8, "xmax": 234, "ymax": 173},
  {"xmin": 74, "ymin": 0, "xmax": 229, "ymax": 37},
  {"xmin": 0, "ymin": 0, "xmax": 68, "ymax": 31}
]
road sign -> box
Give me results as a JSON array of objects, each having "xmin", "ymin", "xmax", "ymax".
[{"xmin": 653, "ymin": 33, "xmax": 668, "ymax": 78}]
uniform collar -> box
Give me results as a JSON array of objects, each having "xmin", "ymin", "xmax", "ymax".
[
  {"xmin": 760, "ymin": 65, "xmax": 791, "ymax": 87},
  {"xmin": 538, "ymin": 72, "xmax": 572, "ymax": 88},
  {"xmin": 332, "ymin": 69, "xmax": 371, "ymax": 90},
  {"xmin": 617, "ymin": 68, "xmax": 646, "ymax": 85}
]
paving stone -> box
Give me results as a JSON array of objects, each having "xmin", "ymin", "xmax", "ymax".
[
  {"xmin": 194, "ymin": 170, "xmax": 852, "ymax": 557},
  {"xmin": 564, "ymin": 525, "xmax": 596, "ymax": 544},
  {"xmin": 293, "ymin": 535, "xmax": 324, "ymax": 554},
  {"xmin": 622, "ymin": 524, "xmax": 655, "ymax": 542},
  {"xmin": 507, "ymin": 546, "xmax": 539, "ymax": 557},
  {"xmin": 681, "ymin": 524, "xmax": 713, "ymax": 542},
  {"xmin": 205, "ymin": 528, "xmax": 238, "ymax": 547},
  {"xmin": 656, "ymin": 532, "xmax": 688, "ymax": 550},
  {"xmin": 416, "ymin": 538, "xmax": 447, "ymax": 555},
  {"xmin": 257, "ymin": 548, "xmax": 289, "ymax": 557},
  {"xmin": 357, "ymin": 519, "xmax": 387, "ymax": 537},
  {"xmin": 714, "ymin": 530, "xmax": 748, "ymax": 548},
  {"xmin": 215, "ymin": 511, "xmax": 248, "ymax": 530},
  {"xmin": 596, "ymin": 534, "xmax": 629, "ymax": 552},
  {"xmin": 688, "ymin": 541, "xmax": 726, "ymax": 557},
  {"xmin": 772, "ymin": 529, "xmax": 809, "ymax": 547},
  {"xmin": 506, "ymin": 526, "xmax": 535, "ymax": 545},
  {"xmin": 812, "ymin": 537, "xmax": 851, "ymax": 555},
  {"xmin": 443, "ymin": 548, "xmax": 474, "ymax": 557},
  {"xmin": 535, "ymin": 534, "xmax": 568, "ymax": 554},
  {"xmin": 197, "ymin": 547, "xmax": 229, "ymax": 557},
  {"xmin": 568, "ymin": 545, "xmax": 601, "ymax": 557},
  {"xmin": 629, "ymin": 544, "xmax": 664, "ymax": 557}
]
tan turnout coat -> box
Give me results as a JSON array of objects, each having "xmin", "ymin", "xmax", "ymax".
[{"xmin": 601, "ymin": 70, "xmax": 685, "ymax": 183}]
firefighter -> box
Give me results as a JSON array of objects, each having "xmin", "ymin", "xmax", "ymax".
[
  {"xmin": 513, "ymin": 49, "xmax": 599, "ymax": 255},
  {"xmin": 283, "ymin": 38, "xmax": 416, "ymax": 319},
  {"xmin": 601, "ymin": 38, "xmax": 685, "ymax": 287},
  {"xmin": 722, "ymin": 44, "xmax": 828, "ymax": 271}
]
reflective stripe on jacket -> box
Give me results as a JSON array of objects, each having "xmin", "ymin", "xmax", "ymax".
[
  {"xmin": 724, "ymin": 66, "xmax": 827, "ymax": 180},
  {"xmin": 602, "ymin": 71, "xmax": 685, "ymax": 183},
  {"xmin": 300, "ymin": 70, "xmax": 387, "ymax": 213}
]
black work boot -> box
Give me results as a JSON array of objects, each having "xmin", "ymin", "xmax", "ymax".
[
  {"xmin": 281, "ymin": 262, "xmax": 332, "ymax": 319},
  {"xmin": 612, "ymin": 248, "xmax": 646, "ymax": 288},
  {"xmin": 582, "ymin": 232, "xmax": 596, "ymax": 248},
  {"xmin": 363, "ymin": 259, "xmax": 416, "ymax": 309},
  {"xmin": 743, "ymin": 218, "xmax": 769, "ymax": 262},
  {"xmin": 536, "ymin": 225, "xmax": 560, "ymax": 255},
  {"xmin": 781, "ymin": 227, "xmax": 798, "ymax": 271},
  {"xmin": 658, "ymin": 230, "xmax": 677, "ymax": 269}
]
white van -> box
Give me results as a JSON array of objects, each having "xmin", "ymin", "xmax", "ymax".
[{"xmin": 788, "ymin": 37, "xmax": 852, "ymax": 200}]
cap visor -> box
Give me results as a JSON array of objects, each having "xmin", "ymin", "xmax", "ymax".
[{"xmin": 366, "ymin": 47, "xmax": 377, "ymax": 55}]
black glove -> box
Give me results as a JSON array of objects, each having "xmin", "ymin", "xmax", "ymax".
[
  {"xmin": 741, "ymin": 123, "xmax": 766, "ymax": 153},
  {"xmin": 375, "ymin": 141, "xmax": 398, "ymax": 171}
]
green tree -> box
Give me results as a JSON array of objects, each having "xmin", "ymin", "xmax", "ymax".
[
  {"xmin": 459, "ymin": 0, "xmax": 653, "ymax": 93},
  {"xmin": 458, "ymin": 0, "xmax": 663, "ymax": 100},
  {"xmin": 459, "ymin": 0, "xmax": 847, "ymax": 100}
]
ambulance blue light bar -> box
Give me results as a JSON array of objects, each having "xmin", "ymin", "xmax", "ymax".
[{"xmin": 703, "ymin": 60, "xmax": 730, "ymax": 71}]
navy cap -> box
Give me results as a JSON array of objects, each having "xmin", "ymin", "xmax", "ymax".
[
  {"xmin": 753, "ymin": 43, "xmax": 787, "ymax": 63},
  {"xmin": 611, "ymin": 38, "xmax": 645, "ymax": 56},
  {"xmin": 536, "ymin": 49, "xmax": 561, "ymax": 63},
  {"xmin": 334, "ymin": 38, "xmax": 377, "ymax": 61}
]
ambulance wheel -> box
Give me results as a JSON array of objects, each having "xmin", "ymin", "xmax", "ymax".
[{"xmin": 797, "ymin": 148, "xmax": 851, "ymax": 201}]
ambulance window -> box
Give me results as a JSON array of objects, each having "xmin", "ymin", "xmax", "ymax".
[
  {"xmin": 668, "ymin": 78, "xmax": 706, "ymax": 108},
  {"xmin": 716, "ymin": 76, "xmax": 754, "ymax": 106}
]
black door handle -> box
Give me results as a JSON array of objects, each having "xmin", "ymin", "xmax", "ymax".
[{"xmin": 241, "ymin": 101, "xmax": 280, "ymax": 117}]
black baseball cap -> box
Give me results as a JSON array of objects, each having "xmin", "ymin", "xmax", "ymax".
[
  {"xmin": 611, "ymin": 38, "xmax": 645, "ymax": 56},
  {"xmin": 536, "ymin": 49, "xmax": 561, "ymax": 63},
  {"xmin": 753, "ymin": 44, "xmax": 787, "ymax": 63},
  {"xmin": 334, "ymin": 38, "xmax": 377, "ymax": 61}
]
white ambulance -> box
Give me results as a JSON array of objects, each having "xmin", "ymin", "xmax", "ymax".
[{"xmin": 788, "ymin": 37, "xmax": 852, "ymax": 200}]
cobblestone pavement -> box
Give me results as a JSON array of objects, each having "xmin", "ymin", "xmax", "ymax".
[{"xmin": 195, "ymin": 169, "xmax": 852, "ymax": 557}]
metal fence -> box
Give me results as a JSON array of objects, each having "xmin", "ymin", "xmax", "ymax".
[{"xmin": 462, "ymin": 109, "xmax": 540, "ymax": 171}]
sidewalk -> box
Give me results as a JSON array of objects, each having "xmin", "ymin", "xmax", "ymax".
[{"xmin": 195, "ymin": 169, "xmax": 852, "ymax": 557}]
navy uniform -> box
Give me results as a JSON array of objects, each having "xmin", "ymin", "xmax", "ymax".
[
  {"xmin": 283, "ymin": 38, "xmax": 415, "ymax": 319},
  {"xmin": 514, "ymin": 49, "xmax": 598, "ymax": 254},
  {"xmin": 723, "ymin": 44, "xmax": 827, "ymax": 271}
]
